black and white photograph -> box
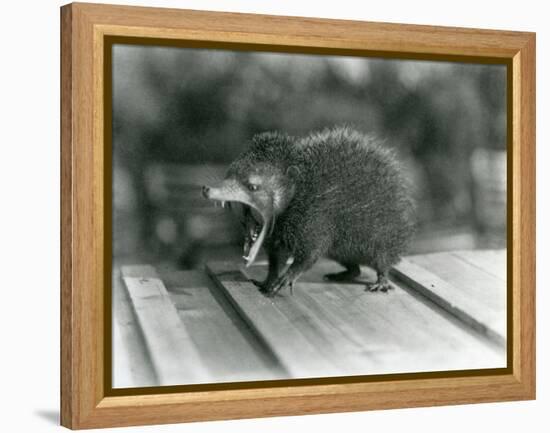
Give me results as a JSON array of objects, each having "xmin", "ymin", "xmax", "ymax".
[{"xmin": 111, "ymin": 43, "xmax": 507, "ymax": 388}]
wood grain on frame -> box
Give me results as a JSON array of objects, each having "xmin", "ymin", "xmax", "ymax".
[{"xmin": 60, "ymin": 2, "xmax": 535, "ymax": 429}]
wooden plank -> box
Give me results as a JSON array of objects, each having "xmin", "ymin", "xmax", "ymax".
[
  {"xmin": 112, "ymin": 267, "xmax": 157, "ymax": 388},
  {"xmin": 248, "ymin": 260, "xmax": 504, "ymax": 374},
  {"xmin": 112, "ymin": 313, "xmax": 133, "ymax": 387},
  {"xmin": 121, "ymin": 265, "xmax": 212, "ymax": 385},
  {"xmin": 408, "ymin": 252, "xmax": 506, "ymax": 313},
  {"xmin": 208, "ymin": 260, "xmax": 505, "ymax": 378},
  {"xmin": 273, "ymin": 283, "xmax": 392, "ymax": 375},
  {"xmin": 309, "ymin": 281, "xmax": 504, "ymax": 373},
  {"xmin": 162, "ymin": 269, "xmax": 286, "ymax": 383},
  {"xmin": 451, "ymin": 249, "xmax": 506, "ymax": 281},
  {"xmin": 205, "ymin": 262, "xmax": 339, "ymax": 378},
  {"xmin": 268, "ymin": 288, "xmax": 371, "ymax": 375},
  {"xmin": 391, "ymin": 258, "xmax": 506, "ymax": 347}
]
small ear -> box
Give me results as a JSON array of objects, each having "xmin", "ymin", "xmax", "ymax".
[{"xmin": 286, "ymin": 165, "xmax": 300, "ymax": 179}]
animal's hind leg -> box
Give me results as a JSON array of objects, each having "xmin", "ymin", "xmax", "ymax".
[
  {"xmin": 366, "ymin": 270, "xmax": 393, "ymax": 293},
  {"xmin": 323, "ymin": 263, "xmax": 361, "ymax": 282}
]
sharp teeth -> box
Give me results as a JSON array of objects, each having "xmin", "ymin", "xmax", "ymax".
[
  {"xmin": 242, "ymin": 255, "xmax": 249, "ymax": 261},
  {"xmin": 221, "ymin": 201, "xmax": 226, "ymax": 208}
]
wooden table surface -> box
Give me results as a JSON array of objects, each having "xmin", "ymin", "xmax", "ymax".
[{"xmin": 112, "ymin": 250, "xmax": 507, "ymax": 389}]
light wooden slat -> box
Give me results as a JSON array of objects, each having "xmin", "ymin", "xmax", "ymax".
[
  {"xmin": 209, "ymin": 260, "xmax": 505, "ymax": 379},
  {"xmin": 391, "ymin": 258, "xmax": 506, "ymax": 347},
  {"xmin": 247, "ymin": 261, "xmax": 504, "ymax": 374},
  {"xmin": 162, "ymin": 270, "xmax": 286, "ymax": 383},
  {"xmin": 408, "ymin": 252, "xmax": 506, "ymax": 312},
  {"xmin": 121, "ymin": 264, "xmax": 159, "ymax": 279},
  {"xmin": 451, "ymin": 249, "xmax": 506, "ymax": 281},
  {"xmin": 331, "ymin": 282, "xmax": 503, "ymax": 371},
  {"xmin": 112, "ymin": 310, "xmax": 132, "ymax": 386},
  {"xmin": 112, "ymin": 267, "xmax": 157, "ymax": 388},
  {"xmin": 205, "ymin": 262, "xmax": 339, "ymax": 378},
  {"xmin": 269, "ymin": 287, "xmax": 372, "ymax": 376},
  {"xmin": 121, "ymin": 265, "xmax": 212, "ymax": 385}
]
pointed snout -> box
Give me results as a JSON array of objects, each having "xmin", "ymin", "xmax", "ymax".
[{"xmin": 201, "ymin": 179, "xmax": 252, "ymax": 206}]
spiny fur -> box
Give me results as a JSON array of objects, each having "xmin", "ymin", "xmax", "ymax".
[{"xmin": 233, "ymin": 126, "xmax": 415, "ymax": 289}]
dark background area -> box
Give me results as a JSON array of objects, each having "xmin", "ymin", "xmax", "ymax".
[{"xmin": 112, "ymin": 44, "xmax": 507, "ymax": 268}]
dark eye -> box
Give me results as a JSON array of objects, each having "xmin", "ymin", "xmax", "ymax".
[{"xmin": 248, "ymin": 184, "xmax": 259, "ymax": 191}]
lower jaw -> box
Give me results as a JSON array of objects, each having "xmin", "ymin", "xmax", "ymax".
[
  {"xmin": 243, "ymin": 226, "xmax": 262, "ymax": 265},
  {"xmin": 212, "ymin": 199, "xmax": 268, "ymax": 266}
]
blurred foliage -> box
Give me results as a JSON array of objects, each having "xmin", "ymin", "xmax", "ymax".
[{"xmin": 112, "ymin": 45, "xmax": 507, "ymax": 264}]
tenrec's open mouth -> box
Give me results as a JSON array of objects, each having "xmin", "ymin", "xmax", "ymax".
[
  {"xmin": 204, "ymin": 181, "xmax": 273, "ymax": 267},
  {"xmin": 210, "ymin": 199, "xmax": 270, "ymax": 267},
  {"xmin": 242, "ymin": 206, "xmax": 264, "ymax": 265}
]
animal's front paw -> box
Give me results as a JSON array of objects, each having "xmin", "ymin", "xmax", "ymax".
[
  {"xmin": 263, "ymin": 275, "xmax": 294, "ymax": 297},
  {"xmin": 250, "ymin": 279, "xmax": 269, "ymax": 293}
]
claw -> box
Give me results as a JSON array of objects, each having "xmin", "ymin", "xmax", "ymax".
[
  {"xmin": 365, "ymin": 282, "xmax": 393, "ymax": 293},
  {"xmin": 262, "ymin": 275, "xmax": 295, "ymax": 297}
]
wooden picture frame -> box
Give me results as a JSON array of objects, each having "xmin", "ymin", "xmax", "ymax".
[{"xmin": 60, "ymin": 2, "xmax": 535, "ymax": 429}]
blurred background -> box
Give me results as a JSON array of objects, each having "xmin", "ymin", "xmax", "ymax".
[{"xmin": 112, "ymin": 44, "xmax": 507, "ymax": 269}]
